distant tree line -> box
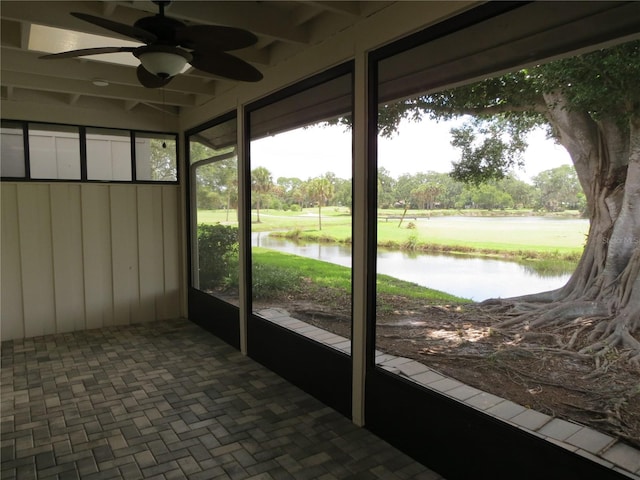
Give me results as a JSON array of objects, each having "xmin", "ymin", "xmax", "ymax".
[
  {"xmin": 196, "ymin": 159, "xmax": 585, "ymax": 214},
  {"xmin": 378, "ymin": 164, "xmax": 585, "ymax": 212}
]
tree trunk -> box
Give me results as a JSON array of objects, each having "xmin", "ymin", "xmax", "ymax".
[
  {"xmin": 498, "ymin": 93, "xmax": 640, "ymax": 362},
  {"xmin": 398, "ymin": 203, "xmax": 409, "ymax": 228}
]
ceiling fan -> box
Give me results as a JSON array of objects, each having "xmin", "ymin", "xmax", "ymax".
[{"xmin": 39, "ymin": 0, "xmax": 263, "ymax": 88}]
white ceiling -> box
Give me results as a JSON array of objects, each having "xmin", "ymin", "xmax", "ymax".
[{"xmin": 1, "ymin": 1, "xmax": 392, "ymax": 120}]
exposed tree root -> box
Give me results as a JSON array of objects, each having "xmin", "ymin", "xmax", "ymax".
[
  {"xmin": 494, "ymin": 300, "xmax": 608, "ymax": 329},
  {"xmin": 580, "ymin": 313, "xmax": 640, "ymax": 365},
  {"xmin": 489, "ymin": 297, "xmax": 640, "ymax": 368}
]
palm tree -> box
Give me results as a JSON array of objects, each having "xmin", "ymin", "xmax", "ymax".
[
  {"xmin": 306, "ymin": 176, "xmax": 334, "ymax": 230},
  {"xmin": 251, "ymin": 167, "xmax": 272, "ymax": 223}
]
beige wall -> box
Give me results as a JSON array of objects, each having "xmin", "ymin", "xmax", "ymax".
[{"xmin": 1, "ymin": 182, "xmax": 182, "ymax": 341}]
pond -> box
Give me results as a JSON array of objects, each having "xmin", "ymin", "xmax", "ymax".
[{"xmin": 252, "ymin": 217, "xmax": 586, "ymax": 300}]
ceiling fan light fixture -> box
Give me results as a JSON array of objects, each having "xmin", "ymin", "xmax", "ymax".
[{"xmin": 134, "ymin": 46, "xmax": 192, "ymax": 79}]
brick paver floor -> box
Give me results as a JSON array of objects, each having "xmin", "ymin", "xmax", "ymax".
[{"xmin": 1, "ymin": 319, "xmax": 444, "ymax": 479}]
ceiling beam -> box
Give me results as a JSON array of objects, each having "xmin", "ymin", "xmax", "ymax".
[
  {"xmin": 307, "ymin": 2, "xmax": 362, "ymax": 18},
  {"xmin": 1, "ymin": 49, "xmax": 220, "ymax": 96},
  {"xmin": 3, "ymin": 0, "xmax": 311, "ymax": 46},
  {"xmin": 102, "ymin": 1, "xmax": 117, "ymax": 17},
  {"xmin": 0, "ymin": 19, "xmax": 22, "ymax": 48},
  {"xmin": 0, "ymin": 1, "xmax": 148, "ymax": 42},
  {"xmin": 290, "ymin": 4, "xmax": 323, "ymax": 26},
  {"xmin": 124, "ymin": 100, "xmax": 138, "ymax": 111},
  {"xmin": 153, "ymin": 1, "xmax": 311, "ymax": 45},
  {"xmin": 20, "ymin": 21, "xmax": 30, "ymax": 49},
  {"xmin": 1, "ymin": 70, "xmax": 196, "ymax": 107}
]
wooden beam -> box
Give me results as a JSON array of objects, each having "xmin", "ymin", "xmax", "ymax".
[
  {"xmin": 1, "ymin": 70, "xmax": 196, "ymax": 107},
  {"xmin": 308, "ymin": 1, "xmax": 362, "ymax": 18},
  {"xmin": 1, "ymin": 49, "xmax": 220, "ymax": 97},
  {"xmin": 157, "ymin": 1, "xmax": 311, "ymax": 45},
  {"xmin": 124, "ymin": 100, "xmax": 138, "ymax": 111}
]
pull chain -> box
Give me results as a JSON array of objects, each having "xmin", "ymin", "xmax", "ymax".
[{"xmin": 162, "ymin": 87, "xmax": 167, "ymax": 148}]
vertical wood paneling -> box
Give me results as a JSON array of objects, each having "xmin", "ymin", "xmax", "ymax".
[
  {"xmin": 110, "ymin": 185, "xmax": 139, "ymax": 325},
  {"xmin": 137, "ymin": 185, "xmax": 164, "ymax": 322},
  {"xmin": 160, "ymin": 186, "xmax": 180, "ymax": 320},
  {"xmin": 50, "ymin": 184, "xmax": 85, "ymax": 333},
  {"xmin": 1, "ymin": 182, "xmax": 182, "ymax": 341},
  {"xmin": 81, "ymin": 185, "xmax": 114, "ymax": 329},
  {"xmin": 1, "ymin": 184, "xmax": 25, "ymax": 339},
  {"xmin": 17, "ymin": 184, "xmax": 56, "ymax": 337}
]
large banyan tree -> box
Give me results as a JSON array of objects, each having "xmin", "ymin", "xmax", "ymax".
[{"xmin": 385, "ymin": 40, "xmax": 640, "ymax": 363}]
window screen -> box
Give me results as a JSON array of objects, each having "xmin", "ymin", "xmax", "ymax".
[
  {"xmin": 135, "ymin": 132, "xmax": 177, "ymax": 181},
  {"xmin": 29, "ymin": 124, "xmax": 81, "ymax": 180},
  {"xmin": 1, "ymin": 121, "xmax": 25, "ymax": 178}
]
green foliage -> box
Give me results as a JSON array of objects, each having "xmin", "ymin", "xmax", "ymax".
[
  {"xmin": 149, "ymin": 138, "xmax": 177, "ymax": 180},
  {"xmin": 197, "ymin": 224, "xmax": 239, "ymax": 290},
  {"xmin": 411, "ymin": 182, "xmax": 441, "ymax": 209},
  {"xmin": 464, "ymin": 183, "xmax": 514, "ymax": 210},
  {"xmin": 252, "ymin": 167, "xmax": 273, "ymax": 194},
  {"xmin": 403, "ymin": 234, "xmax": 419, "ymax": 248},
  {"xmin": 306, "ymin": 175, "xmax": 335, "ymax": 230},
  {"xmin": 535, "ymin": 40, "xmax": 640, "ymax": 126},
  {"xmin": 194, "ymin": 154, "xmax": 238, "ymax": 212},
  {"xmin": 306, "ymin": 176, "xmax": 335, "ymax": 205},
  {"xmin": 252, "ymin": 166, "xmax": 273, "ymax": 221},
  {"xmin": 197, "ymin": 190, "xmax": 223, "ymax": 210},
  {"xmin": 533, "ymin": 165, "xmax": 584, "ymax": 212},
  {"xmin": 268, "ymin": 197, "xmax": 284, "ymax": 210},
  {"xmin": 251, "ymin": 263, "xmax": 303, "ymax": 299},
  {"xmin": 222, "ymin": 254, "xmax": 303, "ymax": 298},
  {"xmin": 377, "ymin": 167, "xmax": 397, "ymax": 208},
  {"xmin": 450, "ymin": 117, "xmax": 529, "ymax": 184}
]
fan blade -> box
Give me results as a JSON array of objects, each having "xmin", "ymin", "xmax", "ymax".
[
  {"xmin": 71, "ymin": 12, "xmax": 157, "ymax": 44},
  {"xmin": 191, "ymin": 51, "xmax": 263, "ymax": 82},
  {"xmin": 40, "ymin": 46, "xmax": 137, "ymax": 59},
  {"xmin": 176, "ymin": 25, "xmax": 258, "ymax": 51},
  {"xmin": 136, "ymin": 65, "xmax": 173, "ymax": 88}
]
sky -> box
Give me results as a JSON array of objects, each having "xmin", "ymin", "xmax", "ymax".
[{"xmin": 250, "ymin": 118, "xmax": 572, "ymax": 184}]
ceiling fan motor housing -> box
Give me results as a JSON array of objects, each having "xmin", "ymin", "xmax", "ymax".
[{"xmin": 134, "ymin": 15, "xmax": 185, "ymax": 45}]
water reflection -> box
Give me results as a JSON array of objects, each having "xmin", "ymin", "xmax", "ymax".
[{"xmin": 252, "ymin": 232, "xmax": 572, "ymax": 301}]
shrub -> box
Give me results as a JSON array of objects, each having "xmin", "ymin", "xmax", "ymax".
[
  {"xmin": 197, "ymin": 224, "xmax": 239, "ymax": 290},
  {"xmin": 251, "ymin": 263, "xmax": 302, "ymax": 299},
  {"xmin": 403, "ymin": 234, "xmax": 419, "ymax": 250},
  {"xmin": 223, "ymin": 260, "xmax": 302, "ymax": 299}
]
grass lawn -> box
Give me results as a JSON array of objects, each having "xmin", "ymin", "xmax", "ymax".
[
  {"xmin": 253, "ymin": 248, "xmax": 466, "ymax": 302},
  {"xmin": 197, "ymin": 208, "xmax": 589, "ymax": 258},
  {"xmin": 377, "ymin": 217, "xmax": 588, "ymax": 255},
  {"xmin": 197, "ymin": 207, "xmax": 352, "ymax": 232}
]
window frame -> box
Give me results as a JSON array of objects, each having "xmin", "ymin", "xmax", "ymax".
[{"xmin": 0, "ymin": 119, "xmax": 179, "ymax": 184}]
